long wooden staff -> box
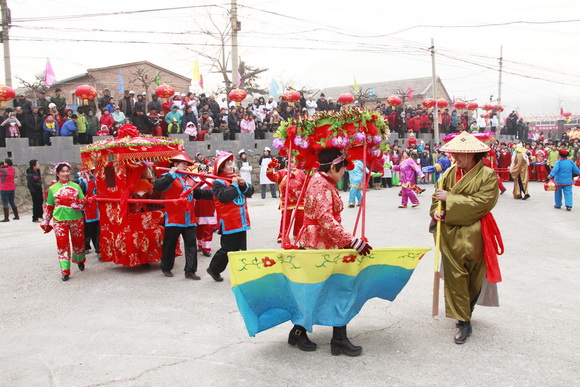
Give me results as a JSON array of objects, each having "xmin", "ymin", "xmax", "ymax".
[{"xmin": 432, "ymin": 178, "xmax": 443, "ymax": 318}]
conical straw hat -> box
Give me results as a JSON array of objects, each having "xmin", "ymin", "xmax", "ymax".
[{"xmin": 440, "ymin": 131, "xmax": 490, "ymax": 153}]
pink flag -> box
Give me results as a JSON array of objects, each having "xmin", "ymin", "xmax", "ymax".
[
  {"xmin": 406, "ymin": 87, "xmax": 414, "ymax": 102},
  {"xmin": 44, "ymin": 58, "xmax": 56, "ymax": 87},
  {"xmin": 199, "ymin": 74, "xmax": 204, "ymax": 90}
]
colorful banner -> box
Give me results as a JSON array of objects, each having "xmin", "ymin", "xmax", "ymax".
[
  {"xmin": 44, "ymin": 58, "xmax": 56, "ymax": 88},
  {"xmin": 228, "ymin": 247, "xmax": 430, "ymax": 337}
]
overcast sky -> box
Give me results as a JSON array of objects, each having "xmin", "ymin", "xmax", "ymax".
[{"xmin": 4, "ymin": 0, "xmax": 580, "ymax": 116}]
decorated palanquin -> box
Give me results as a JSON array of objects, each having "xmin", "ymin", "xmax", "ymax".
[{"xmin": 80, "ymin": 125, "xmax": 184, "ymax": 267}]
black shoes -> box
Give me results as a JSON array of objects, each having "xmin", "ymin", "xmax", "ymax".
[
  {"xmin": 330, "ymin": 326, "xmax": 362, "ymax": 357},
  {"xmin": 454, "ymin": 321, "xmax": 472, "ymax": 344},
  {"xmin": 202, "ymin": 251, "xmax": 212, "ymax": 257},
  {"xmin": 141, "ymin": 263, "xmax": 152, "ymax": 268},
  {"xmin": 206, "ymin": 267, "xmax": 223, "ymax": 282},
  {"xmin": 162, "ymin": 270, "xmax": 174, "ymax": 277},
  {"xmin": 566, "ymin": 207, "xmax": 572, "ymax": 211},
  {"xmin": 185, "ymin": 271, "xmax": 201, "ymax": 280},
  {"xmin": 61, "ymin": 274, "xmax": 69, "ymax": 281},
  {"xmin": 522, "ymin": 194, "xmax": 530, "ymax": 200},
  {"xmin": 500, "ymin": 189, "xmax": 506, "ymax": 195},
  {"xmin": 78, "ymin": 263, "xmax": 85, "ymax": 271},
  {"xmin": 288, "ymin": 325, "xmax": 317, "ymax": 351}
]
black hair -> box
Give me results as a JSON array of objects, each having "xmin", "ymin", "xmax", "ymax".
[
  {"xmin": 71, "ymin": 114, "xmax": 78, "ymax": 119},
  {"xmin": 318, "ymin": 148, "xmax": 346, "ymax": 173},
  {"xmin": 4, "ymin": 158, "xmax": 13, "ymax": 166},
  {"xmin": 474, "ymin": 152, "xmax": 488, "ymax": 162},
  {"xmin": 29, "ymin": 159, "xmax": 38, "ymax": 168},
  {"xmin": 77, "ymin": 107, "xmax": 84, "ymax": 114},
  {"xmin": 55, "ymin": 163, "xmax": 70, "ymax": 174}
]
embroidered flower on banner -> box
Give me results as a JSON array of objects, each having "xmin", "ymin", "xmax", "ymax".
[
  {"xmin": 262, "ymin": 257, "xmax": 276, "ymax": 268},
  {"xmin": 342, "ymin": 254, "xmax": 357, "ymax": 263}
]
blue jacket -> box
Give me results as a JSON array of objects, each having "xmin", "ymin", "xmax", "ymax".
[
  {"xmin": 59, "ymin": 120, "xmax": 78, "ymax": 136},
  {"xmin": 42, "ymin": 120, "xmax": 60, "ymax": 135},
  {"xmin": 549, "ymin": 158, "xmax": 580, "ymax": 185}
]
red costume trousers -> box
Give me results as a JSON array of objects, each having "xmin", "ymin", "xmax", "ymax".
[
  {"xmin": 196, "ymin": 224, "xmax": 214, "ymax": 252},
  {"xmin": 535, "ymin": 165, "xmax": 547, "ymax": 181},
  {"xmin": 53, "ymin": 218, "xmax": 86, "ymax": 275},
  {"xmin": 278, "ymin": 209, "xmax": 304, "ymax": 240}
]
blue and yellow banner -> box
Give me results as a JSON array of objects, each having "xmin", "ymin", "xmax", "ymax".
[{"xmin": 228, "ymin": 247, "xmax": 430, "ymax": 337}]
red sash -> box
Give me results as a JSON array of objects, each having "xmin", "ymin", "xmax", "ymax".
[{"xmin": 480, "ymin": 212, "xmax": 504, "ymax": 283}]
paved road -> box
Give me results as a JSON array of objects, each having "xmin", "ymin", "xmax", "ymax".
[{"xmin": 1, "ymin": 181, "xmax": 578, "ymax": 386}]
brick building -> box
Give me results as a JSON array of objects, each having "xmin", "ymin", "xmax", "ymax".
[{"xmin": 24, "ymin": 60, "xmax": 191, "ymax": 105}]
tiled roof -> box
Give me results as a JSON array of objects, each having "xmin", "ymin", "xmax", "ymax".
[{"xmin": 321, "ymin": 76, "xmax": 450, "ymax": 101}]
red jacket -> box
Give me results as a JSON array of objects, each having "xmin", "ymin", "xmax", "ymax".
[
  {"xmin": 441, "ymin": 112, "xmax": 451, "ymax": 126},
  {"xmin": 84, "ymin": 177, "xmax": 99, "ymax": 222},
  {"xmin": 213, "ymin": 179, "xmax": 253, "ymax": 234},
  {"xmin": 100, "ymin": 114, "xmax": 114, "ymax": 129},
  {"xmin": 153, "ymin": 171, "xmax": 213, "ymax": 227},
  {"xmin": 420, "ymin": 115, "xmax": 430, "ymax": 129},
  {"xmin": 0, "ymin": 165, "xmax": 15, "ymax": 191},
  {"xmin": 411, "ymin": 116, "xmax": 421, "ymax": 131}
]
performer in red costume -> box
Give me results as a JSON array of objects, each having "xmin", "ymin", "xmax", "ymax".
[
  {"xmin": 266, "ymin": 159, "xmax": 308, "ymax": 243},
  {"xmin": 206, "ymin": 152, "xmax": 254, "ymax": 282},
  {"xmin": 291, "ymin": 148, "xmax": 372, "ymax": 357},
  {"xmin": 534, "ymin": 147, "xmax": 548, "ymax": 182},
  {"xmin": 497, "ymin": 143, "xmax": 512, "ymax": 181},
  {"xmin": 483, "ymin": 150, "xmax": 507, "ymax": 194},
  {"xmin": 153, "ymin": 153, "xmax": 213, "ymax": 280},
  {"xmin": 194, "ymin": 163, "xmax": 217, "ymax": 257}
]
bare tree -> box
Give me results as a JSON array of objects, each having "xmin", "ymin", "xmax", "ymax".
[
  {"xmin": 127, "ymin": 67, "xmax": 168, "ymax": 103},
  {"xmin": 16, "ymin": 76, "xmax": 46, "ymax": 96},
  {"xmin": 187, "ymin": 12, "xmax": 268, "ymax": 95},
  {"xmin": 351, "ymin": 87, "xmax": 376, "ymax": 108}
]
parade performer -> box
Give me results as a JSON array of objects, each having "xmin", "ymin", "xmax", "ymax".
[
  {"xmin": 534, "ymin": 147, "xmax": 548, "ymax": 182},
  {"xmin": 292, "ymin": 147, "xmax": 372, "ymax": 356},
  {"xmin": 266, "ymin": 157, "xmax": 307, "ymax": 243},
  {"xmin": 430, "ymin": 131, "xmax": 502, "ymax": 344},
  {"xmin": 78, "ymin": 169, "xmax": 100, "ymax": 254},
  {"xmin": 483, "ymin": 151, "xmax": 507, "ymax": 195},
  {"xmin": 347, "ymin": 160, "xmax": 365, "ymax": 207},
  {"xmin": 206, "ymin": 152, "xmax": 254, "ymax": 282},
  {"xmin": 548, "ymin": 149, "xmax": 580, "ymax": 211},
  {"xmin": 510, "ymin": 145, "xmax": 530, "ymax": 200},
  {"xmin": 153, "ymin": 153, "xmax": 213, "ymax": 280},
  {"xmin": 434, "ymin": 149, "xmax": 452, "ymax": 181},
  {"xmin": 41, "ymin": 162, "xmax": 86, "ymax": 281},
  {"xmin": 497, "ymin": 144, "xmax": 511, "ymax": 181},
  {"xmin": 194, "ymin": 163, "xmax": 217, "ymax": 257},
  {"xmin": 394, "ymin": 150, "xmax": 425, "ymax": 208}
]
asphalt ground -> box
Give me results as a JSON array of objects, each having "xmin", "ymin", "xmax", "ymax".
[{"xmin": 0, "ymin": 180, "xmax": 578, "ymax": 386}]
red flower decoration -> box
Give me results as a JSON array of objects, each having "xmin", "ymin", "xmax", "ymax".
[
  {"xmin": 366, "ymin": 123, "xmax": 378, "ymax": 136},
  {"xmin": 286, "ymin": 125, "xmax": 297, "ymax": 139},
  {"xmin": 262, "ymin": 257, "xmax": 276, "ymax": 267},
  {"xmin": 344, "ymin": 123, "xmax": 357, "ymax": 136},
  {"xmin": 371, "ymin": 114, "xmax": 379, "ymax": 121},
  {"xmin": 342, "ymin": 254, "xmax": 357, "ymax": 263}
]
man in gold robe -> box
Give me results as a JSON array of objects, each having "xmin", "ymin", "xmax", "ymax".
[
  {"xmin": 430, "ymin": 131, "xmax": 501, "ymax": 344},
  {"xmin": 510, "ymin": 146, "xmax": 530, "ymax": 199}
]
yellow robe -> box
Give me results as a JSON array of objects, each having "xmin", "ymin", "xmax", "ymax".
[
  {"xmin": 430, "ymin": 161, "xmax": 499, "ymax": 322},
  {"xmin": 510, "ymin": 151, "xmax": 529, "ymax": 198}
]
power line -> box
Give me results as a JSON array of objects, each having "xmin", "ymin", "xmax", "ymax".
[{"xmin": 12, "ymin": 5, "xmax": 226, "ymax": 23}]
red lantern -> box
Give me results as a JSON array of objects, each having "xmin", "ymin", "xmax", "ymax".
[
  {"xmin": 498, "ymin": 106, "xmax": 505, "ymax": 112},
  {"xmin": 155, "ymin": 84, "xmax": 175, "ymax": 103},
  {"xmin": 283, "ymin": 90, "xmax": 301, "ymax": 106},
  {"xmin": 338, "ymin": 93, "xmax": 355, "ymax": 105},
  {"xmin": 467, "ymin": 102, "xmax": 479, "ymax": 111},
  {"xmin": 0, "ymin": 85, "xmax": 16, "ymax": 107},
  {"xmin": 386, "ymin": 95, "xmax": 402, "ymax": 108},
  {"xmin": 482, "ymin": 103, "xmax": 494, "ymax": 111},
  {"xmin": 228, "ymin": 88, "xmax": 247, "ymax": 106},
  {"xmin": 436, "ymin": 99, "xmax": 448, "ymax": 109},
  {"xmin": 484, "ymin": 113, "xmax": 490, "ymax": 119},
  {"xmin": 75, "ymin": 84, "xmax": 97, "ymax": 106},
  {"xmin": 422, "ymin": 98, "xmax": 436, "ymax": 109},
  {"xmin": 453, "ymin": 100, "xmax": 467, "ymax": 110}
]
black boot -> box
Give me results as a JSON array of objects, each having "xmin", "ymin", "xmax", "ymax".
[
  {"xmin": 1, "ymin": 208, "xmax": 9, "ymax": 222},
  {"xmin": 12, "ymin": 207, "xmax": 19, "ymax": 220},
  {"xmin": 331, "ymin": 326, "xmax": 362, "ymax": 357},
  {"xmin": 288, "ymin": 325, "xmax": 317, "ymax": 351},
  {"xmin": 454, "ymin": 321, "xmax": 472, "ymax": 344}
]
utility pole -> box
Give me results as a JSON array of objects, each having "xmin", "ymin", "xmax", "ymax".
[
  {"xmin": 230, "ymin": 0, "xmax": 240, "ymax": 89},
  {"xmin": 430, "ymin": 38, "xmax": 439, "ymax": 144},
  {"xmin": 497, "ymin": 45, "xmax": 503, "ymax": 124},
  {"xmin": 1, "ymin": 0, "xmax": 12, "ymax": 87}
]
